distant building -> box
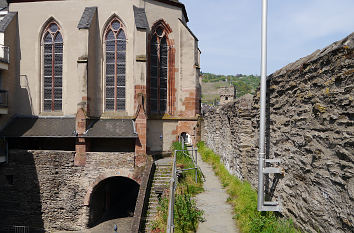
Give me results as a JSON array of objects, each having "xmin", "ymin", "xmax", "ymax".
[{"xmin": 219, "ymin": 85, "xmax": 236, "ymax": 105}]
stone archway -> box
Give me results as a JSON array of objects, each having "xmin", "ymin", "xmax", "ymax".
[{"xmin": 86, "ymin": 176, "xmax": 140, "ymax": 228}]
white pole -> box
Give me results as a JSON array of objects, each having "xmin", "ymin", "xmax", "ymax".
[{"xmin": 258, "ymin": 0, "xmax": 268, "ymax": 211}]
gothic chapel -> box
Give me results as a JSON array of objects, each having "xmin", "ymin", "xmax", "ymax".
[{"xmin": 0, "ymin": 0, "xmax": 201, "ymax": 231}]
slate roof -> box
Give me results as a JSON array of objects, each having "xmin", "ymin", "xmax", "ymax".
[
  {"xmin": 0, "ymin": 116, "xmax": 76, "ymax": 137},
  {"xmin": 0, "ymin": 116, "xmax": 138, "ymax": 138},
  {"xmin": 7, "ymin": 0, "xmax": 189, "ymax": 22},
  {"xmin": 0, "ymin": 0, "xmax": 8, "ymax": 9},
  {"xmin": 0, "ymin": 12, "xmax": 16, "ymax": 33},
  {"xmin": 77, "ymin": 6, "xmax": 97, "ymax": 29},
  {"xmin": 133, "ymin": 6, "xmax": 148, "ymax": 30},
  {"xmin": 85, "ymin": 119, "xmax": 137, "ymax": 138}
]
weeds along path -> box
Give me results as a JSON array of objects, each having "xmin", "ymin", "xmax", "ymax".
[{"xmin": 196, "ymin": 154, "xmax": 239, "ymax": 233}]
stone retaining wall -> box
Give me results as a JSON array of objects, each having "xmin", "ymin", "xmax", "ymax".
[
  {"xmin": 0, "ymin": 150, "xmax": 142, "ymax": 232},
  {"xmin": 202, "ymin": 33, "xmax": 354, "ymax": 233}
]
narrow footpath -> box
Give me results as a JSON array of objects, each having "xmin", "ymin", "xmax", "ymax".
[{"xmin": 196, "ymin": 154, "xmax": 239, "ymax": 233}]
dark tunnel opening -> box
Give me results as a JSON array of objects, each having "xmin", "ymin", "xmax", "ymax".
[{"xmin": 88, "ymin": 176, "xmax": 140, "ymax": 228}]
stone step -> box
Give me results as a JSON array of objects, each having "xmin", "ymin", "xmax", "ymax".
[
  {"xmin": 154, "ymin": 177, "xmax": 171, "ymax": 183},
  {"xmin": 155, "ymin": 170, "xmax": 172, "ymax": 173},
  {"xmin": 154, "ymin": 174, "xmax": 171, "ymax": 177},
  {"xmin": 152, "ymin": 183, "xmax": 169, "ymax": 186},
  {"xmin": 152, "ymin": 179, "xmax": 170, "ymax": 183},
  {"xmin": 154, "ymin": 173, "xmax": 172, "ymax": 176},
  {"xmin": 154, "ymin": 170, "xmax": 171, "ymax": 173},
  {"xmin": 152, "ymin": 180, "xmax": 170, "ymax": 184},
  {"xmin": 154, "ymin": 171, "xmax": 172, "ymax": 175},
  {"xmin": 143, "ymin": 159, "xmax": 173, "ymax": 232}
]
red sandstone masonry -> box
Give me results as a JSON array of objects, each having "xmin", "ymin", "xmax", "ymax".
[
  {"xmin": 134, "ymin": 85, "xmax": 147, "ymax": 166},
  {"xmin": 75, "ymin": 107, "xmax": 87, "ymax": 166},
  {"xmin": 179, "ymin": 89, "xmax": 198, "ymax": 118},
  {"xmin": 147, "ymin": 19, "xmax": 176, "ymax": 115},
  {"xmin": 168, "ymin": 40, "xmax": 176, "ymax": 115}
]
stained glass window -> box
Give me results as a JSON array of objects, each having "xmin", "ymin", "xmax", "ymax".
[
  {"xmin": 105, "ymin": 19, "xmax": 126, "ymax": 111},
  {"xmin": 150, "ymin": 26, "xmax": 168, "ymax": 113},
  {"xmin": 43, "ymin": 22, "xmax": 62, "ymax": 112}
]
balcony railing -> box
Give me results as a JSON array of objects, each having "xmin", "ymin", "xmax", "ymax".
[
  {"xmin": 0, "ymin": 90, "xmax": 8, "ymax": 107},
  {"xmin": 0, "ymin": 45, "xmax": 9, "ymax": 63}
]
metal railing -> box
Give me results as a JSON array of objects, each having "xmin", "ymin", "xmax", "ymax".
[
  {"xmin": 0, "ymin": 45, "xmax": 9, "ymax": 63},
  {"xmin": 167, "ymin": 151, "xmax": 177, "ymax": 233},
  {"xmin": 14, "ymin": 226, "xmax": 29, "ymax": 233},
  {"xmin": 0, "ymin": 226, "xmax": 31, "ymax": 233},
  {"xmin": 0, "ymin": 90, "xmax": 8, "ymax": 107},
  {"xmin": 166, "ymin": 137, "xmax": 204, "ymax": 233}
]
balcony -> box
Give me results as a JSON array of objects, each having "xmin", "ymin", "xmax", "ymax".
[
  {"xmin": 0, "ymin": 90, "xmax": 8, "ymax": 114},
  {"xmin": 0, "ymin": 45, "xmax": 9, "ymax": 63},
  {"xmin": 0, "ymin": 45, "xmax": 9, "ymax": 70}
]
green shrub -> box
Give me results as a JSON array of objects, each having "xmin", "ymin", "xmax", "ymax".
[
  {"xmin": 151, "ymin": 141, "xmax": 204, "ymax": 233},
  {"xmin": 174, "ymin": 193, "xmax": 204, "ymax": 233}
]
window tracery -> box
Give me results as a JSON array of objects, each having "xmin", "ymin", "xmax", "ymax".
[
  {"xmin": 150, "ymin": 26, "xmax": 168, "ymax": 113},
  {"xmin": 104, "ymin": 18, "xmax": 126, "ymax": 111},
  {"xmin": 42, "ymin": 21, "xmax": 63, "ymax": 112}
]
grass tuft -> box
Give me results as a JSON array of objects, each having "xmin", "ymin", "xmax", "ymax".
[
  {"xmin": 150, "ymin": 142, "xmax": 204, "ymax": 233},
  {"xmin": 197, "ymin": 141, "xmax": 300, "ymax": 233}
]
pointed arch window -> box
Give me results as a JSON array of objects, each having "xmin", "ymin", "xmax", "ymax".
[
  {"xmin": 104, "ymin": 18, "xmax": 126, "ymax": 111},
  {"xmin": 42, "ymin": 21, "xmax": 63, "ymax": 112},
  {"xmin": 150, "ymin": 26, "xmax": 168, "ymax": 113}
]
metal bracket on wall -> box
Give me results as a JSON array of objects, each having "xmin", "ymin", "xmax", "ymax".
[{"xmin": 259, "ymin": 158, "xmax": 283, "ymax": 212}]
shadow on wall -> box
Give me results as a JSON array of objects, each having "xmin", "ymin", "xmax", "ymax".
[
  {"xmin": 264, "ymin": 79, "xmax": 282, "ymax": 200},
  {"xmin": 0, "ymin": 150, "xmax": 44, "ymax": 233},
  {"xmin": 88, "ymin": 176, "xmax": 140, "ymax": 228},
  {"xmin": 88, "ymin": 10, "xmax": 102, "ymax": 117},
  {"xmin": 12, "ymin": 14, "xmax": 32, "ymax": 115},
  {"xmin": 147, "ymin": 120, "xmax": 163, "ymax": 153}
]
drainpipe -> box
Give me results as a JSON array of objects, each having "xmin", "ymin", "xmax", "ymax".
[{"xmin": 257, "ymin": 0, "xmax": 267, "ymax": 211}]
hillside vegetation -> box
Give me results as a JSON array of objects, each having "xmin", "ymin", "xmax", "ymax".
[{"xmin": 201, "ymin": 73, "xmax": 260, "ymax": 104}]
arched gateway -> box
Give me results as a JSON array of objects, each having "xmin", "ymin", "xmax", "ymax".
[{"xmin": 86, "ymin": 176, "xmax": 140, "ymax": 227}]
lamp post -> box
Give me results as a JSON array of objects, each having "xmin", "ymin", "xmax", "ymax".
[{"xmin": 257, "ymin": 0, "xmax": 268, "ymax": 211}]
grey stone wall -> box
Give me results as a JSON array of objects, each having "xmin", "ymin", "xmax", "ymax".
[
  {"xmin": 0, "ymin": 150, "xmax": 139, "ymax": 232},
  {"xmin": 202, "ymin": 33, "xmax": 354, "ymax": 233}
]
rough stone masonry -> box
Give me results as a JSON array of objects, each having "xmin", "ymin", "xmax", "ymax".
[
  {"xmin": 0, "ymin": 150, "xmax": 147, "ymax": 232},
  {"xmin": 201, "ymin": 33, "xmax": 354, "ymax": 233}
]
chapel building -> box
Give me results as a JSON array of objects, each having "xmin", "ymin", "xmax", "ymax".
[{"xmin": 0, "ymin": 0, "xmax": 201, "ymax": 162}]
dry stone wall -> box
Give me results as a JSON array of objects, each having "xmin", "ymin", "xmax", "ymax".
[
  {"xmin": 202, "ymin": 33, "xmax": 354, "ymax": 233},
  {"xmin": 0, "ymin": 150, "xmax": 139, "ymax": 232}
]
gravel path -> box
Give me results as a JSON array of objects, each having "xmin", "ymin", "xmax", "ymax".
[{"xmin": 196, "ymin": 154, "xmax": 239, "ymax": 233}]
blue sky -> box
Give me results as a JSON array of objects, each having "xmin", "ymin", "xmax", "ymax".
[{"xmin": 185, "ymin": 0, "xmax": 354, "ymax": 75}]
